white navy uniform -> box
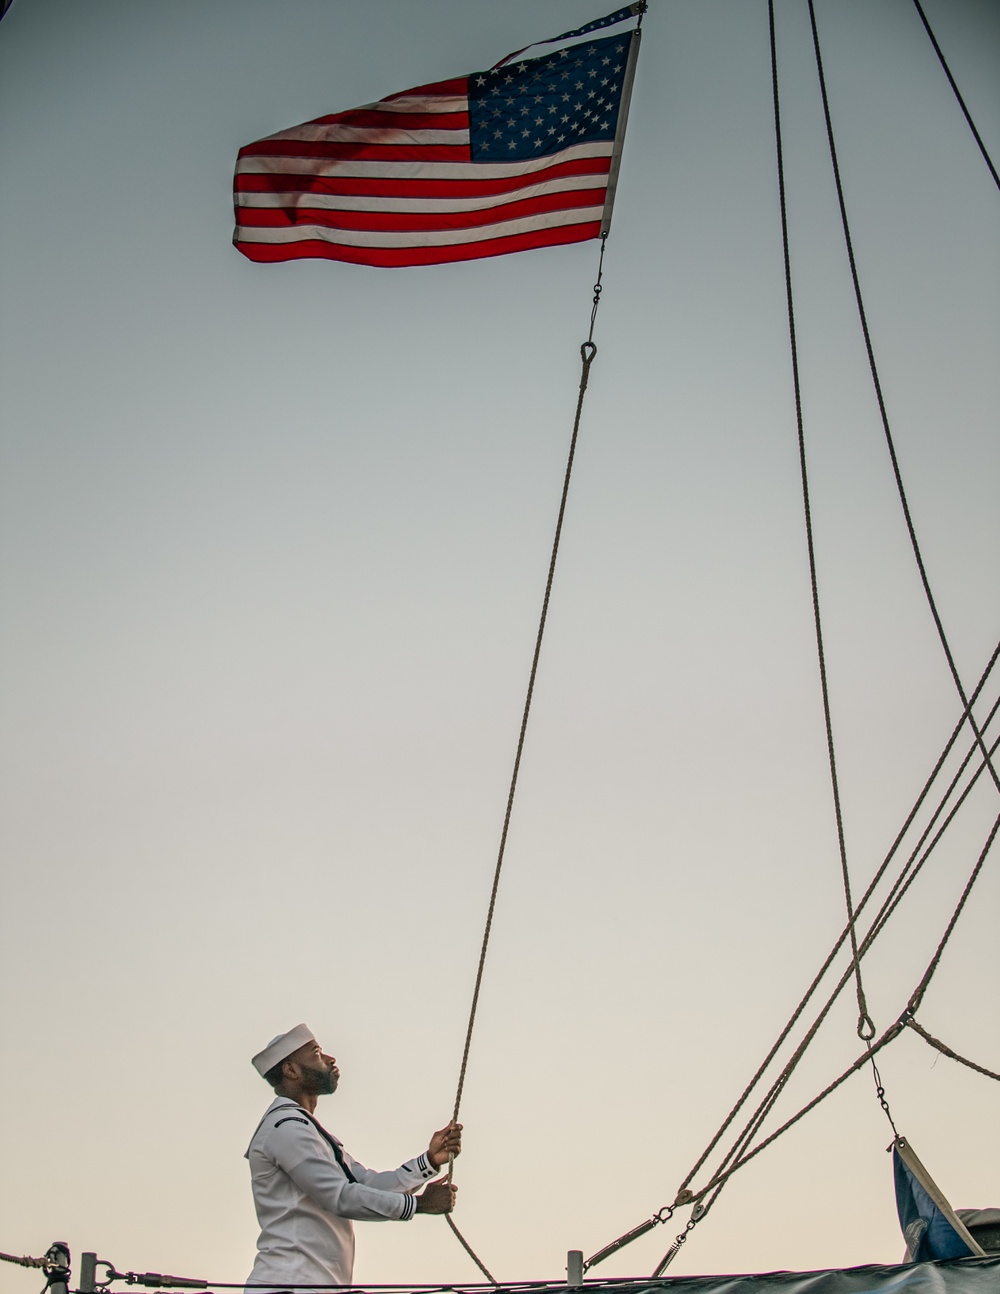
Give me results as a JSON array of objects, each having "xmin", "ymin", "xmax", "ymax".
[{"xmin": 245, "ymin": 1097, "xmax": 439, "ymax": 1292}]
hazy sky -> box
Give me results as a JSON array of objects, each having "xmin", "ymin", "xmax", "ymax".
[{"xmin": 1, "ymin": 0, "xmax": 998, "ymax": 1288}]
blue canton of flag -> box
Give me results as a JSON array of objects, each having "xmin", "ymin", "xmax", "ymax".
[{"xmin": 469, "ymin": 34, "xmax": 630, "ymax": 162}]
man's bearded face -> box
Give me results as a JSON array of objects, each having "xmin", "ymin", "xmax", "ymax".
[{"xmin": 301, "ymin": 1062, "xmax": 338, "ymax": 1095}]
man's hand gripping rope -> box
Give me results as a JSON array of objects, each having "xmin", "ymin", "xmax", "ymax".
[{"xmin": 414, "ymin": 1122, "xmax": 462, "ymax": 1214}]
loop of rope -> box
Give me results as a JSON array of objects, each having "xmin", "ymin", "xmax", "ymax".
[{"xmin": 444, "ymin": 244, "xmax": 606, "ymax": 1282}]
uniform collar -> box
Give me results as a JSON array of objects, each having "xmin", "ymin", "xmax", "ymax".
[{"xmin": 245, "ymin": 1096, "xmax": 306, "ymax": 1157}]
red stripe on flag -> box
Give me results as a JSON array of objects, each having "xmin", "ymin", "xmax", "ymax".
[
  {"xmin": 236, "ymin": 187, "xmax": 609, "ymax": 233},
  {"xmin": 304, "ymin": 110, "xmax": 469, "ymax": 131},
  {"xmin": 234, "ymin": 220, "xmax": 602, "ymax": 268},
  {"xmin": 238, "ymin": 141, "xmax": 471, "ymax": 162}
]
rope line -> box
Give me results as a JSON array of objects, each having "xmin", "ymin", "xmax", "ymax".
[
  {"xmin": 905, "ymin": 1017, "xmax": 1000, "ymax": 1082},
  {"xmin": 711, "ymin": 667, "xmax": 1000, "ymax": 1186},
  {"xmin": 444, "ymin": 238, "xmax": 609, "ymax": 1283},
  {"xmin": 682, "ymin": 807, "xmax": 1000, "ymax": 1207},
  {"xmin": 905, "ymin": 810, "xmax": 1000, "ymax": 1018},
  {"xmin": 768, "ymin": 0, "xmax": 872, "ymax": 1043},
  {"xmin": 805, "ymin": 0, "xmax": 1000, "ymax": 807},
  {"xmin": 669, "ymin": 0, "xmax": 1000, "ymax": 1203},
  {"xmin": 707, "ymin": 728, "xmax": 1000, "ymax": 1197},
  {"xmin": 450, "ymin": 249, "xmax": 605, "ymax": 1129},
  {"xmin": 668, "ymin": 639, "xmax": 1000, "ymax": 1204},
  {"xmin": 840, "ymin": 703, "xmax": 1000, "ymax": 992},
  {"xmin": 704, "ymin": 1019, "xmax": 906, "ymax": 1191},
  {"xmin": 659, "ymin": 4, "xmax": 890, "ymax": 1205},
  {"xmin": 593, "ymin": 664, "xmax": 1000, "ymax": 1268},
  {"xmin": 644, "ymin": 1019, "xmax": 908, "ymax": 1276},
  {"xmin": 445, "ymin": 1218, "xmax": 496, "ymax": 1286},
  {"xmin": 853, "ymin": 727, "xmax": 1000, "ymax": 963},
  {"xmin": 587, "ymin": 623, "xmax": 1000, "ymax": 1265},
  {"xmin": 910, "ymin": 0, "xmax": 1000, "ymax": 194},
  {"xmin": 0, "ymin": 1252, "xmax": 50, "ymax": 1270}
]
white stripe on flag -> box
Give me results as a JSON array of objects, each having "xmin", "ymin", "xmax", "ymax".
[
  {"xmin": 357, "ymin": 95, "xmax": 467, "ymax": 115},
  {"xmin": 237, "ymin": 173, "xmax": 608, "ymax": 214},
  {"xmin": 236, "ymin": 204, "xmax": 605, "ymax": 249},
  {"xmin": 236, "ymin": 141, "xmax": 613, "ymax": 180},
  {"xmin": 265, "ymin": 124, "xmax": 470, "ymax": 145}
]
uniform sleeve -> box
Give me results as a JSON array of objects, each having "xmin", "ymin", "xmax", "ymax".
[
  {"xmin": 262, "ymin": 1118, "xmax": 418, "ymax": 1222},
  {"xmin": 343, "ymin": 1148, "xmax": 441, "ymax": 1195}
]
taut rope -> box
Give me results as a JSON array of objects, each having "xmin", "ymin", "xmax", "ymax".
[{"xmin": 445, "ymin": 241, "xmax": 609, "ymax": 1283}]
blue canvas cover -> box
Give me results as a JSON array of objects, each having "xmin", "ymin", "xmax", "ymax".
[{"xmin": 893, "ymin": 1143, "xmax": 975, "ymax": 1262}]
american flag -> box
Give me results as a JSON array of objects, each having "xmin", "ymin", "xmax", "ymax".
[{"xmin": 233, "ymin": 7, "xmax": 643, "ymax": 268}]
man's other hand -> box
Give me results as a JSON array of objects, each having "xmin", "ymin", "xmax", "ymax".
[
  {"xmin": 427, "ymin": 1121, "xmax": 463, "ymax": 1168},
  {"xmin": 415, "ymin": 1181, "xmax": 457, "ymax": 1214}
]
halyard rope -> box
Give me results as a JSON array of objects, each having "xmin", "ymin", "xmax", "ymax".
[{"xmin": 445, "ymin": 238, "xmax": 609, "ymax": 1283}]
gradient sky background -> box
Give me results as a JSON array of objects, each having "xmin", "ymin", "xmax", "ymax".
[{"xmin": 1, "ymin": 0, "xmax": 998, "ymax": 1288}]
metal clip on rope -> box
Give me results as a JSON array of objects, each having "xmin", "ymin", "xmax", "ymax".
[
  {"xmin": 77, "ymin": 1256, "xmax": 209, "ymax": 1292},
  {"xmin": 584, "ymin": 1205, "xmax": 674, "ymax": 1272},
  {"xmin": 651, "ymin": 1205, "xmax": 706, "ymax": 1279},
  {"xmin": 870, "ymin": 1055, "xmax": 900, "ymax": 1139}
]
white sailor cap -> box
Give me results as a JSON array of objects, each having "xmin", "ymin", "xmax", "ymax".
[{"xmin": 252, "ymin": 1023, "xmax": 317, "ymax": 1077}]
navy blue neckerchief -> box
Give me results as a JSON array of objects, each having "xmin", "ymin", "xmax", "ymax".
[{"xmin": 275, "ymin": 1107, "xmax": 359, "ymax": 1184}]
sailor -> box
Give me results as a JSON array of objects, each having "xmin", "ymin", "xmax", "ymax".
[{"xmin": 246, "ymin": 1023, "xmax": 461, "ymax": 1292}]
